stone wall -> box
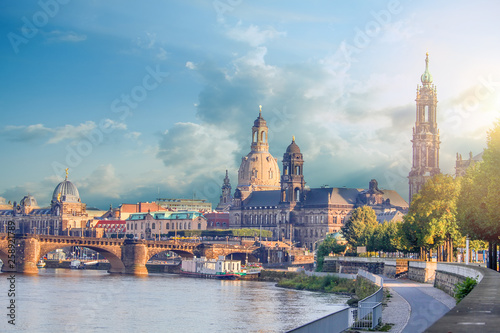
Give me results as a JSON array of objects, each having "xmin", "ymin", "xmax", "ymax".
[
  {"xmin": 383, "ymin": 261, "xmax": 396, "ymax": 277},
  {"xmin": 433, "ymin": 263, "xmax": 484, "ymax": 296},
  {"xmin": 323, "ymin": 257, "xmax": 385, "ymax": 275},
  {"xmin": 408, "ymin": 261, "xmax": 436, "ymax": 283}
]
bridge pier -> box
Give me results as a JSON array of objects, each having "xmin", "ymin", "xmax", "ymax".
[
  {"xmin": 15, "ymin": 234, "xmax": 40, "ymax": 274},
  {"xmin": 121, "ymin": 239, "xmax": 148, "ymax": 275}
]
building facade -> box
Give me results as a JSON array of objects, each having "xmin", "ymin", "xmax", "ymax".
[
  {"xmin": 0, "ymin": 172, "xmax": 89, "ymax": 236},
  {"xmin": 156, "ymin": 198, "xmax": 212, "ymax": 212},
  {"xmin": 408, "ymin": 53, "xmax": 441, "ymax": 203},
  {"xmin": 455, "ymin": 151, "xmax": 483, "ymax": 177},
  {"xmin": 126, "ymin": 211, "xmax": 207, "ymax": 240},
  {"xmin": 225, "ymin": 108, "xmax": 409, "ymax": 250}
]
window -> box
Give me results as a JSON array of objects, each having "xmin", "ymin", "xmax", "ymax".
[
  {"xmin": 198, "ymin": 223, "xmax": 201, "ymax": 230},
  {"xmin": 152, "ymin": 223, "xmax": 155, "ymax": 230},
  {"xmin": 166, "ymin": 223, "xmax": 170, "ymax": 230}
]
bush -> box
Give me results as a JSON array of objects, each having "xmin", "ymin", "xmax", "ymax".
[{"xmin": 453, "ymin": 276, "xmax": 478, "ymax": 304}]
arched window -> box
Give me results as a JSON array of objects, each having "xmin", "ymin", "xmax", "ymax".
[
  {"xmin": 253, "ymin": 131, "xmax": 257, "ymax": 143},
  {"xmin": 152, "ymin": 223, "xmax": 156, "ymax": 230},
  {"xmin": 295, "ymin": 188, "xmax": 300, "ymax": 202},
  {"xmin": 261, "ymin": 131, "xmax": 267, "ymax": 142},
  {"xmin": 198, "ymin": 223, "xmax": 201, "ymax": 230},
  {"xmin": 166, "ymin": 223, "xmax": 170, "ymax": 230},
  {"xmin": 295, "ymin": 165, "xmax": 300, "ymax": 175}
]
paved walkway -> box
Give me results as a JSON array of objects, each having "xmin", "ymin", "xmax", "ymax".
[{"xmin": 379, "ymin": 277, "xmax": 455, "ymax": 333}]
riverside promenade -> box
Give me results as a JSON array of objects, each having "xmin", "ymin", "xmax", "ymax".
[{"xmin": 380, "ymin": 277, "xmax": 455, "ymax": 333}]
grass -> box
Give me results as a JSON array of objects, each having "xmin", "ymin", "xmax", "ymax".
[{"xmin": 275, "ymin": 273, "xmax": 357, "ymax": 294}]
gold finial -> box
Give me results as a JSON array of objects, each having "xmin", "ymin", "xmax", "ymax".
[
  {"xmin": 292, "ymin": 135, "xmax": 295, "ymax": 142},
  {"xmin": 259, "ymin": 105, "xmax": 262, "ymax": 115},
  {"xmin": 65, "ymin": 168, "xmax": 69, "ymax": 180}
]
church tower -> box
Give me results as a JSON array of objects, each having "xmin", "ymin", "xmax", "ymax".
[
  {"xmin": 216, "ymin": 170, "xmax": 232, "ymax": 211},
  {"xmin": 408, "ymin": 53, "xmax": 441, "ymax": 203},
  {"xmin": 280, "ymin": 136, "xmax": 305, "ymax": 209},
  {"xmin": 236, "ymin": 106, "xmax": 280, "ymax": 200}
]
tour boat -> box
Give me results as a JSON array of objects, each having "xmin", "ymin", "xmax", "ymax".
[
  {"xmin": 36, "ymin": 260, "xmax": 46, "ymax": 268},
  {"xmin": 180, "ymin": 256, "xmax": 245, "ymax": 280}
]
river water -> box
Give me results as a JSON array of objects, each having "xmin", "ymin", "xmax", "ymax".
[{"xmin": 1, "ymin": 269, "xmax": 349, "ymax": 333}]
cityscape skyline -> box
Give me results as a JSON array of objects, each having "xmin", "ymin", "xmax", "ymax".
[{"xmin": 1, "ymin": 1, "xmax": 499, "ymax": 209}]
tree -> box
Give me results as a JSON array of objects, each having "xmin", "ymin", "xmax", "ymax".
[
  {"xmin": 372, "ymin": 221, "xmax": 403, "ymax": 253},
  {"xmin": 402, "ymin": 173, "xmax": 461, "ymax": 261},
  {"xmin": 341, "ymin": 206, "xmax": 378, "ymax": 251},
  {"xmin": 457, "ymin": 120, "xmax": 500, "ymax": 270},
  {"xmin": 315, "ymin": 235, "xmax": 347, "ymax": 271}
]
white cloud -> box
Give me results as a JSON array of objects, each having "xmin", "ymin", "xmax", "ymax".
[
  {"xmin": 226, "ymin": 23, "xmax": 286, "ymax": 47},
  {"xmin": 45, "ymin": 30, "xmax": 87, "ymax": 43},
  {"xmin": 1, "ymin": 120, "xmax": 127, "ymax": 145},
  {"xmin": 157, "ymin": 122, "xmax": 240, "ymax": 189},
  {"xmin": 77, "ymin": 164, "xmax": 122, "ymax": 199},
  {"xmin": 186, "ymin": 61, "xmax": 196, "ymax": 70}
]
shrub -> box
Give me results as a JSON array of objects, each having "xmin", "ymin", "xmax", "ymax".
[{"xmin": 453, "ymin": 276, "xmax": 478, "ymax": 304}]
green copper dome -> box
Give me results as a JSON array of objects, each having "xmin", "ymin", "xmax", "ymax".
[{"xmin": 420, "ymin": 52, "xmax": 433, "ymax": 85}]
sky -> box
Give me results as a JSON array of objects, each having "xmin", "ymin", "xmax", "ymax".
[{"xmin": 0, "ymin": 0, "xmax": 499, "ymax": 210}]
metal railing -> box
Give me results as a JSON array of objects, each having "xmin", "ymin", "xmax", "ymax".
[
  {"xmin": 287, "ymin": 307, "xmax": 350, "ymax": 333},
  {"xmin": 351, "ymin": 269, "xmax": 383, "ymax": 329}
]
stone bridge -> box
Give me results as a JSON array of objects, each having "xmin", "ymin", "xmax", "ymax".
[{"xmin": 0, "ymin": 233, "xmax": 260, "ymax": 275}]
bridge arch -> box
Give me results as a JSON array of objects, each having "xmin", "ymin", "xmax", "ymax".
[
  {"xmin": 39, "ymin": 243, "xmax": 125, "ymax": 273},
  {"xmin": 223, "ymin": 252, "xmax": 259, "ymax": 263}
]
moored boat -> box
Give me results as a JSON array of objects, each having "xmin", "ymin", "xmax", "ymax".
[{"xmin": 36, "ymin": 259, "xmax": 46, "ymax": 268}]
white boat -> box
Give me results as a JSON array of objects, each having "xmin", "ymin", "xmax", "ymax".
[
  {"xmin": 37, "ymin": 260, "xmax": 46, "ymax": 268},
  {"xmin": 70, "ymin": 260, "xmax": 82, "ymax": 269}
]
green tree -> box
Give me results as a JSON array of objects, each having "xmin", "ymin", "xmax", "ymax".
[
  {"xmin": 402, "ymin": 173, "xmax": 461, "ymax": 261},
  {"xmin": 315, "ymin": 235, "xmax": 347, "ymax": 271},
  {"xmin": 457, "ymin": 120, "xmax": 500, "ymax": 270},
  {"xmin": 372, "ymin": 221, "xmax": 403, "ymax": 253},
  {"xmin": 341, "ymin": 206, "xmax": 378, "ymax": 251}
]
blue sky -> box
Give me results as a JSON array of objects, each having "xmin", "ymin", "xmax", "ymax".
[{"xmin": 1, "ymin": 0, "xmax": 499, "ymax": 209}]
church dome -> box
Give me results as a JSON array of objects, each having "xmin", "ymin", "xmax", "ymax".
[
  {"xmin": 20, "ymin": 194, "xmax": 38, "ymax": 207},
  {"xmin": 52, "ymin": 179, "xmax": 80, "ymax": 203},
  {"xmin": 238, "ymin": 151, "xmax": 280, "ymax": 190},
  {"xmin": 286, "ymin": 137, "xmax": 301, "ymax": 154}
]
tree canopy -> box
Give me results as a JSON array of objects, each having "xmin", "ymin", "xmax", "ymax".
[
  {"xmin": 401, "ymin": 173, "xmax": 461, "ymax": 259},
  {"xmin": 341, "ymin": 206, "xmax": 378, "ymax": 251}
]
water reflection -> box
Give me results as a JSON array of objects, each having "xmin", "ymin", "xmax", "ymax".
[{"xmin": 2, "ymin": 269, "xmax": 349, "ymax": 332}]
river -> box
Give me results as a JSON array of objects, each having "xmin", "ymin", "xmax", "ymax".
[{"xmin": 1, "ymin": 269, "xmax": 349, "ymax": 332}]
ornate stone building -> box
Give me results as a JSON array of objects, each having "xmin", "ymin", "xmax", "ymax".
[
  {"xmin": 0, "ymin": 171, "xmax": 89, "ymax": 236},
  {"xmin": 215, "ymin": 170, "xmax": 232, "ymax": 211},
  {"xmin": 408, "ymin": 53, "xmax": 441, "ymax": 203},
  {"xmin": 455, "ymin": 151, "xmax": 483, "ymax": 177},
  {"xmin": 225, "ymin": 108, "xmax": 409, "ymax": 250}
]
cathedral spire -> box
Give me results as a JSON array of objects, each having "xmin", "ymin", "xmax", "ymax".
[{"xmin": 421, "ymin": 52, "xmax": 433, "ymax": 86}]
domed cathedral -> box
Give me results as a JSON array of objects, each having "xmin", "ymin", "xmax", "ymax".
[
  {"xmin": 224, "ymin": 107, "xmax": 409, "ymax": 251},
  {"xmin": 408, "ymin": 53, "xmax": 441, "ymax": 204},
  {"xmin": 236, "ymin": 106, "xmax": 281, "ymax": 200},
  {"xmin": 0, "ymin": 169, "xmax": 89, "ymax": 236},
  {"xmin": 50, "ymin": 169, "xmax": 88, "ymax": 235}
]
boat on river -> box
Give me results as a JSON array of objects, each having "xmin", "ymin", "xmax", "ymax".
[
  {"xmin": 181, "ymin": 256, "xmax": 245, "ymax": 280},
  {"xmin": 36, "ymin": 260, "xmax": 46, "ymax": 268}
]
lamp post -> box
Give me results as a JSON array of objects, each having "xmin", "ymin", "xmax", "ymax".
[{"xmin": 465, "ymin": 235, "xmax": 470, "ymax": 265}]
